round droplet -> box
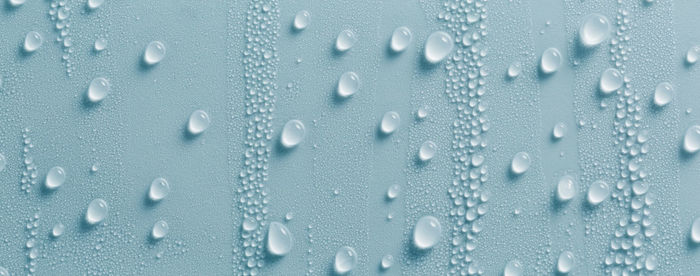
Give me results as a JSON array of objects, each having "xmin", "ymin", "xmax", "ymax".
[
  {"xmin": 645, "ymin": 255, "xmax": 657, "ymax": 271},
  {"xmin": 188, "ymin": 110, "xmax": 211, "ymax": 135},
  {"xmin": 557, "ymin": 175, "xmax": 576, "ymax": 202},
  {"xmin": 267, "ymin": 222, "xmax": 293, "ymax": 256},
  {"xmin": 281, "ymin": 119, "xmax": 305, "ymax": 148},
  {"xmin": 557, "ymin": 251, "xmax": 575, "ymax": 274},
  {"xmin": 87, "ymin": 77, "xmax": 110, "ymax": 103},
  {"xmin": 653, "ymin": 82, "xmax": 673, "ymax": 107},
  {"xmin": 51, "ymin": 223, "xmax": 65, "ymax": 238},
  {"xmin": 424, "ymin": 31, "xmax": 454, "ymax": 63},
  {"xmin": 417, "ymin": 106, "xmax": 429, "ymax": 119},
  {"xmin": 381, "ymin": 254, "xmax": 394, "ymax": 270},
  {"xmin": 507, "ymin": 61, "xmax": 522, "ymax": 78},
  {"xmin": 691, "ymin": 217, "xmax": 700, "ymax": 244},
  {"xmin": 144, "ymin": 41, "xmax": 166, "ymax": 65},
  {"xmin": 390, "ymin": 26, "xmax": 413, "ymax": 53},
  {"xmin": 337, "ymin": 71, "xmax": 360, "ymax": 98},
  {"xmin": 380, "ymin": 111, "xmax": 400, "ymax": 134},
  {"xmin": 94, "ymin": 38, "xmax": 107, "ymax": 52},
  {"xmin": 553, "ymin": 122, "xmax": 567, "ymax": 139},
  {"xmin": 511, "ymin": 152, "xmax": 531, "ymax": 175},
  {"xmin": 687, "ymin": 45, "xmax": 700, "ymax": 64},
  {"xmin": 335, "ymin": 30, "xmax": 356, "ymax": 52},
  {"xmin": 587, "ymin": 180, "xmax": 610, "ymax": 206},
  {"xmin": 579, "ymin": 14, "xmax": 611, "ymax": 47},
  {"xmin": 45, "ymin": 166, "xmax": 66, "ymax": 190},
  {"xmin": 8, "ymin": 0, "xmax": 26, "ymax": 7},
  {"xmin": 149, "ymin": 177, "xmax": 170, "ymax": 202},
  {"xmin": 0, "ymin": 153, "xmax": 6, "ymax": 172},
  {"xmin": 85, "ymin": 198, "xmax": 108, "ymax": 225},
  {"xmin": 683, "ymin": 125, "xmax": 700, "ymax": 154},
  {"xmin": 334, "ymin": 246, "xmax": 357, "ymax": 274},
  {"xmin": 418, "ymin": 141, "xmax": 437, "ymax": 162},
  {"xmin": 23, "ymin": 31, "xmax": 43, "ymax": 53},
  {"xmin": 599, "ymin": 68, "xmax": 623, "ymax": 94},
  {"xmin": 413, "ymin": 215, "xmax": 441, "ymax": 250},
  {"xmin": 293, "ymin": 10, "xmax": 311, "ymax": 30},
  {"xmin": 151, "ymin": 220, "xmax": 169, "ymax": 240},
  {"xmin": 540, "ymin": 48, "xmax": 562, "ymax": 74},
  {"xmin": 504, "ymin": 259, "xmax": 523, "ymax": 276},
  {"xmin": 386, "ymin": 184, "xmax": 400, "ymax": 200},
  {"xmin": 87, "ymin": 0, "xmax": 105, "ymax": 9}
]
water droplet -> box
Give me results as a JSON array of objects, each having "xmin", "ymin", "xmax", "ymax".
[
  {"xmin": 23, "ymin": 31, "xmax": 43, "ymax": 53},
  {"xmin": 380, "ymin": 254, "xmax": 394, "ymax": 270},
  {"xmin": 653, "ymin": 82, "xmax": 673, "ymax": 107},
  {"xmin": 87, "ymin": 0, "xmax": 105, "ymax": 9},
  {"xmin": 337, "ymin": 71, "xmax": 360, "ymax": 98},
  {"xmin": 386, "ymin": 184, "xmax": 400, "ymax": 200},
  {"xmin": 553, "ymin": 122, "xmax": 567, "ymax": 139},
  {"xmin": 0, "ymin": 266, "xmax": 8, "ymax": 276},
  {"xmin": 267, "ymin": 222, "xmax": 293, "ymax": 256},
  {"xmin": 645, "ymin": 255, "xmax": 657, "ymax": 271},
  {"xmin": 691, "ymin": 217, "xmax": 700, "ymax": 243},
  {"xmin": 94, "ymin": 38, "xmax": 107, "ymax": 52},
  {"xmin": 144, "ymin": 41, "xmax": 166, "ymax": 65},
  {"xmin": 151, "ymin": 220, "xmax": 169, "ymax": 240},
  {"xmin": 85, "ymin": 198, "xmax": 108, "ymax": 225},
  {"xmin": 149, "ymin": 177, "xmax": 170, "ymax": 202},
  {"xmin": 281, "ymin": 119, "xmax": 305, "ymax": 148},
  {"xmin": 334, "ymin": 246, "xmax": 357, "ymax": 274},
  {"xmin": 335, "ymin": 30, "xmax": 356, "ymax": 52},
  {"xmin": 188, "ymin": 110, "xmax": 211, "ymax": 135},
  {"xmin": 599, "ymin": 68, "xmax": 623, "ymax": 94},
  {"xmin": 507, "ymin": 61, "xmax": 522, "ymax": 78},
  {"xmin": 418, "ymin": 141, "xmax": 437, "ymax": 162},
  {"xmin": 510, "ymin": 152, "xmax": 531, "ymax": 175},
  {"xmin": 504, "ymin": 259, "xmax": 523, "ymax": 276},
  {"xmin": 8, "ymin": 0, "xmax": 26, "ymax": 7},
  {"xmin": 579, "ymin": 14, "xmax": 611, "ymax": 47},
  {"xmin": 390, "ymin": 26, "xmax": 412, "ymax": 53},
  {"xmin": 683, "ymin": 125, "xmax": 700, "ymax": 154},
  {"xmin": 417, "ymin": 106, "xmax": 429, "ymax": 119},
  {"xmin": 540, "ymin": 48, "xmax": 562, "ymax": 74},
  {"xmin": 557, "ymin": 175, "xmax": 577, "ymax": 202},
  {"xmin": 242, "ymin": 217, "xmax": 257, "ymax": 232},
  {"xmin": 0, "ymin": 153, "xmax": 6, "ymax": 172},
  {"xmin": 51, "ymin": 223, "xmax": 65, "ymax": 238},
  {"xmin": 557, "ymin": 251, "xmax": 575, "ymax": 274},
  {"xmin": 587, "ymin": 180, "xmax": 610, "ymax": 206},
  {"xmin": 424, "ymin": 31, "xmax": 453, "ymax": 63},
  {"xmin": 293, "ymin": 10, "xmax": 311, "ymax": 30},
  {"xmin": 380, "ymin": 111, "xmax": 400, "ymax": 135},
  {"xmin": 687, "ymin": 45, "xmax": 700, "ymax": 64},
  {"xmin": 284, "ymin": 212, "xmax": 293, "ymax": 221},
  {"xmin": 87, "ymin": 77, "xmax": 110, "ymax": 103},
  {"xmin": 413, "ymin": 215, "xmax": 441, "ymax": 250},
  {"xmin": 45, "ymin": 166, "xmax": 66, "ymax": 190}
]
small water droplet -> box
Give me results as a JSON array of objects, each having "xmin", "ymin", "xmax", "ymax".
[
  {"xmin": 417, "ymin": 106, "xmax": 429, "ymax": 119},
  {"xmin": 85, "ymin": 198, "xmax": 108, "ymax": 225},
  {"xmin": 334, "ymin": 246, "xmax": 357, "ymax": 274},
  {"xmin": 579, "ymin": 14, "xmax": 611, "ymax": 47},
  {"xmin": 511, "ymin": 152, "xmax": 531, "ymax": 175},
  {"xmin": 653, "ymin": 82, "xmax": 673, "ymax": 107},
  {"xmin": 507, "ymin": 61, "xmax": 522, "ymax": 78},
  {"xmin": 587, "ymin": 180, "xmax": 610, "ymax": 206},
  {"xmin": 380, "ymin": 254, "xmax": 394, "ymax": 270},
  {"xmin": 45, "ymin": 166, "xmax": 66, "ymax": 190},
  {"xmin": 683, "ymin": 125, "xmax": 700, "ymax": 154},
  {"xmin": 645, "ymin": 255, "xmax": 657, "ymax": 271},
  {"xmin": 188, "ymin": 110, "xmax": 211, "ymax": 135},
  {"xmin": 390, "ymin": 26, "xmax": 412, "ymax": 53},
  {"xmin": 504, "ymin": 259, "xmax": 523, "ymax": 276},
  {"xmin": 242, "ymin": 217, "xmax": 257, "ymax": 232},
  {"xmin": 281, "ymin": 119, "xmax": 305, "ymax": 148},
  {"xmin": 553, "ymin": 122, "xmax": 567, "ymax": 139},
  {"xmin": 557, "ymin": 251, "xmax": 575, "ymax": 274},
  {"xmin": 51, "ymin": 223, "xmax": 65, "ymax": 238},
  {"xmin": 418, "ymin": 141, "xmax": 437, "ymax": 162},
  {"xmin": 413, "ymin": 216, "xmax": 441, "ymax": 250},
  {"xmin": 380, "ymin": 111, "xmax": 400, "ymax": 135},
  {"xmin": 424, "ymin": 31, "xmax": 453, "ymax": 63},
  {"xmin": 335, "ymin": 30, "xmax": 356, "ymax": 52},
  {"xmin": 557, "ymin": 175, "xmax": 576, "ymax": 202},
  {"xmin": 337, "ymin": 71, "xmax": 360, "ymax": 98},
  {"xmin": 687, "ymin": 45, "xmax": 700, "ymax": 64},
  {"xmin": 599, "ymin": 68, "xmax": 623, "ymax": 94},
  {"xmin": 24, "ymin": 31, "xmax": 43, "ymax": 53},
  {"xmin": 94, "ymin": 38, "xmax": 107, "ymax": 52},
  {"xmin": 293, "ymin": 10, "xmax": 311, "ymax": 30},
  {"xmin": 149, "ymin": 177, "xmax": 170, "ymax": 202},
  {"xmin": 144, "ymin": 41, "xmax": 166, "ymax": 65},
  {"xmin": 691, "ymin": 217, "xmax": 700, "ymax": 243},
  {"xmin": 87, "ymin": 77, "xmax": 110, "ymax": 103},
  {"xmin": 267, "ymin": 222, "xmax": 293, "ymax": 256},
  {"xmin": 151, "ymin": 220, "xmax": 169, "ymax": 240},
  {"xmin": 284, "ymin": 212, "xmax": 293, "ymax": 221},
  {"xmin": 87, "ymin": 0, "xmax": 105, "ymax": 9},
  {"xmin": 540, "ymin": 48, "xmax": 562, "ymax": 74},
  {"xmin": 386, "ymin": 184, "xmax": 400, "ymax": 200}
]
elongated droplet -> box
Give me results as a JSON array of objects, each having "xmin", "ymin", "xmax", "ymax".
[
  {"xmin": 540, "ymin": 48, "xmax": 562, "ymax": 74},
  {"xmin": 587, "ymin": 180, "xmax": 610, "ymax": 206},
  {"xmin": 45, "ymin": 166, "xmax": 66, "ymax": 190},
  {"xmin": 188, "ymin": 110, "xmax": 211, "ymax": 135},
  {"xmin": 418, "ymin": 141, "xmax": 437, "ymax": 162},
  {"xmin": 691, "ymin": 217, "xmax": 700, "ymax": 243},
  {"xmin": 557, "ymin": 175, "xmax": 576, "ymax": 202},
  {"xmin": 653, "ymin": 82, "xmax": 673, "ymax": 107},
  {"xmin": 425, "ymin": 31, "xmax": 453, "ymax": 63},
  {"xmin": 683, "ymin": 125, "xmax": 700, "ymax": 154},
  {"xmin": 380, "ymin": 111, "xmax": 400, "ymax": 134},
  {"xmin": 151, "ymin": 220, "xmax": 169, "ymax": 240},
  {"xmin": 267, "ymin": 222, "xmax": 293, "ymax": 256},
  {"xmin": 579, "ymin": 14, "xmax": 611, "ymax": 47},
  {"xmin": 336, "ymin": 30, "xmax": 356, "ymax": 52},
  {"xmin": 413, "ymin": 216, "xmax": 441, "ymax": 250},
  {"xmin": 88, "ymin": 77, "xmax": 110, "ymax": 103},
  {"xmin": 381, "ymin": 254, "xmax": 394, "ymax": 270},
  {"xmin": 511, "ymin": 152, "xmax": 531, "ymax": 175},
  {"xmin": 94, "ymin": 38, "xmax": 107, "ymax": 52},
  {"xmin": 281, "ymin": 119, "xmax": 305, "ymax": 148},
  {"xmin": 390, "ymin": 26, "xmax": 413, "ymax": 53},
  {"xmin": 386, "ymin": 184, "xmax": 400, "ymax": 200},
  {"xmin": 557, "ymin": 251, "xmax": 575, "ymax": 274},
  {"xmin": 24, "ymin": 31, "xmax": 43, "ymax": 53},
  {"xmin": 149, "ymin": 177, "xmax": 170, "ymax": 202},
  {"xmin": 504, "ymin": 259, "xmax": 523, "ymax": 276},
  {"xmin": 507, "ymin": 61, "xmax": 522, "ymax": 78},
  {"xmin": 599, "ymin": 68, "xmax": 623, "ymax": 94},
  {"xmin": 87, "ymin": 0, "xmax": 105, "ymax": 9},
  {"xmin": 553, "ymin": 122, "xmax": 567, "ymax": 139},
  {"xmin": 337, "ymin": 72, "xmax": 360, "ymax": 98},
  {"xmin": 85, "ymin": 198, "xmax": 108, "ymax": 225},
  {"xmin": 51, "ymin": 223, "xmax": 65, "ymax": 238},
  {"xmin": 0, "ymin": 153, "xmax": 6, "ymax": 172},
  {"xmin": 144, "ymin": 41, "xmax": 166, "ymax": 65},
  {"xmin": 687, "ymin": 45, "xmax": 700, "ymax": 64},
  {"xmin": 334, "ymin": 246, "xmax": 357, "ymax": 274}
]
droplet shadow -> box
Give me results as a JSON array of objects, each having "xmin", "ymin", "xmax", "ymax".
[
  {"xmin": 273, "ymin": 136, "xmax": 294, "ymax": 158},
  {"xmin": 181, "ymin": 121, "xmax": 199, "ymax": 143}
]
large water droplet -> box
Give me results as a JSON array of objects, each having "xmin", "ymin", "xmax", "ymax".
[
  {"xmin": 504, "ymin": 259, "xmax": 523, "ymax": 276},
  {"xmin": 51, "ymin": 223, "xmax": 65, "ymax": 238},
  {"xmin": 144, "ymin": 41, "xmax": 166, "ymax": 65},
  {"xmin": 188, "ymin": 110, "xmax": 211, "ymax": 135},
  {"xmin": 337, "ymin": 71, "xmax": 360, "ymax": 98},
  {"xmin": 281, "ymin": 119, "xmax": 305, "ymax": 148},
  {"xmin": 0, "ymin": 153, "xmax": 6, "ymax": 172},
  {"xmin": 23, "ymin": 31, "xmax": 43, "ymax": 53},
  {"xmin": 334, "ymin": 246, "xmax": 357, "ymax": 274},
  {"xmin": 556, "ymin": 175, "xmax": 577, "ymax": 202},
  {"xmin": 540, "ymin": 48, "xmax": 562, "ymax": 74},
  {"xmin": 424, "ymin": 31, "xmax": 453, "ymax": 63},
  {"xmin": 579, "ymin": 14, "xmax": 611, "ymax": 47},
  {"xmin": 380, "ymin": 111, "xmax": 400, "ymax": 135},
  {"xmin": 418, "ymin": 141, "xmax": 437, "ymax": 162},
  {"xmin": 267, "ymin": 222, "xmax": 293, "ymax": 256},
  {"xmin": 87, "ymin": 77, "xmax": 110, "ymax": 103},
  {"xmin": 45, "ymin": 166, "xmax": 66, "ymax": 190},
  {"xmin": 390, "ymin": 26, "xmax": 413, "ymax": 53},
  {"xmin": 557, "ymin": 251, "xmax": 575, "ymax": 274},
  {"xmin": 293, "ymin": 10, "xmax": 311, "ymax": 30},
  {"xmin": 552, "ymin": 122, "xmax": 567, "ymax": 139},
  {"xmin": 8, "ymin": 0, "xmax": 26, "ymax": 7},
  {"xmin": 507, "ymin": 61, "xmax": 522, "ymax": 78},
  {"xmin": 335, "ymin": 30, "xmax": 356, "ymax": 52},
  {"xmin": 87, "ymin": 0, "xmax": 105, "ymax": 9},
  {"xmin": 151, "ymin": 220, "xmax": 169, "ymax": 240},
  {"xmin": 645, "ymin": 255, "xmax": 658, "ymax": 271},
  {"xmin": 94, "ymin": 38, "xmax": 107, "ymax": 52},
  {"xmin": 683, "ymin": 125, "xmax": 700, "ymax": 154},
  {"xmin": 587, "ymin": 180, "xmax": 610, "ymax": 206},
  {"xmin": 511, "ymin": 152, "xmax": 531, "ymax": 175},
  {"xmin": 381, "ymin": 254, "xmax": 394, "ymax": 270},
  {"xmin": 413, "ymin": 215, "xmax": 441, "ymax": 250},
  {"xmin": 689, "ymin": 217, "xmax": 700, "ymax": 244},
  {"xmin": 653, "ymin": 82, "xmax": 673, "ymax": 107},
  {"xmin": 85, "ymin": 198, "xmax": 108, "ymax": 225},
  {"xmin": 149, "ymin": 177, "xmax": 170, "ymax": 202},
  {"xmin": 599, "ymin": 68, "xmax": 623, "ymax": 94},
  {"xmin": 386, "ymin": 184, "xmax": 400, "ymax": 200},
  {"xmin": 687, "ymin": 45, "xmax": 700, "ymax": 64}
]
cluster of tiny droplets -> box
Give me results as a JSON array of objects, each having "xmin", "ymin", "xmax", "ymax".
[
  {"xmin": 604, "ymin": 8, "xmax": 658, "ymax": 275},
  {"xmin": 438, "ymin": 0, "xmax": 490, "ymax": 275},
  {"xmin": 48, "ymin": 0, "xmax": 75, "ymax": 77},
  {"xmin": 20, "ymin": 128, "xmax": 38, "ymax": 193},
  {"xmin": 25, "ymin": 212, "xmax": 40, "ymax": 275},
  {"xmin": 233, "ymin": 1, "xmax": 279, "ymax": 275}
]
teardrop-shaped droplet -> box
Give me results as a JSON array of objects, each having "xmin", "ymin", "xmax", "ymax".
[
  {"xmin": 45, "ymin": 166, "xmax": 66, "ymax": 190},
  {"xmin": 687, "ymin": 45, "xmax": 700, "ymax": 64},
  {"xmin": 267, "ymin": 222, "xmax": 293, "ymax": 256},
  {"xmin": 380, "ymin": 111, "xmax": 400, "ymax": 135},
  {"xmin": 418, "ymin": 141, "xmax": 437, "ymax": 162},
  {"xmin": 691, "ymin": 217, "xmax": 700, "ymax": 244},
  {"xmin": 87, "ymin": 77, "xmax": 110, "ymax": 103},
  {"xmin": 281, "ymin": 119, "xmax": 305, "ymax": 148},
  {"xmin": 653, "ymin": 82, "xmax": 673, "ymax": 107},
  {"xmin": 683, "ymin": 125, "xmax": 700, "ymax": 154},
  {"xmin": 85, "ymin": 198, "xmax": 109, "ymax": 225},
  {"xmin": 334, "ymin": 246, "xmax": 357, "ymax": 274},
  {"xmin": 386, "ymin": 184, "xmax": 400, "ymax": 200},
  {"xmin": 24, "ymin": 31, "xmax": 43, "ymax": 53},
  {"xmin": 390, "ymin": 26, "xmax": 413, "ymax": 53},
  {"xmin": 504, "ymin": 259, "xmax": 524, "ymax": 276},
  {"xmin": 87, "ymin": 0, "xmax": 105, "ymax": 9},
  {"xmin": 293, "ymin": 10, "xmax": 311, "ymax": 30},
  {"xmin": 579, "ymin": 14, "xmax": 611, "ymax": 47},
  {"xmin": 587, "ymin": 180, "xmax": 610, "ymax": 206},
  {"xmin": 149, "ymin": 177, "xmax": 170, "ymax": 202},
  {"xmin": 413, "ymin": 216, "xmax": 441, "ymax": 250},
  {"xmin": 424, "ymin": 31, "xmax": 453, "ymax": 63},
  {"xmin": 507, "ymin": 61, "xmax": 522, "ymax": 78},
  {"xmin": 552, "ymin": 122, "xmax": 567, "ymax": 139},
  {"xmin": 151, "ymin": 220, "xmax": 169, "ymax": 240},
  {"xmin": 51, "ymin": 223, "xmax": 65, "ymax": 238},
  {"xmin": 599, "ymin": 68, "xmax": 623, "ymax": 94},
  {"xmin": 557, "ymin": 175, "xmax": 576, "ymax": 202},
  {"xmin": 540, "ymin": 48, "xmax": 562, "ymax": 74},
  {"xmin": 337, "ymin": 72, "xmax": 360, "ymax": 98},
  {"xmin": 335, "ymin": 30, "xmax": 356, "ymax": 52},
  {"xmin": 381, "ymin": 254, "xmax": 394, "ymax": 270},
  {"xmin": 144, "ymin": 41, "xmax": 166, "ymax": 65},
  {"xmin": 511, "ymin": 152, "xmax": 531, "ymax": 175},
  {"xmin": 557, "ymin": 251, "xmax": 575, "ymax": 274},
  {"xmin": 188, "ymin": 110, "xmax": 211, "ymax": 135}
]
